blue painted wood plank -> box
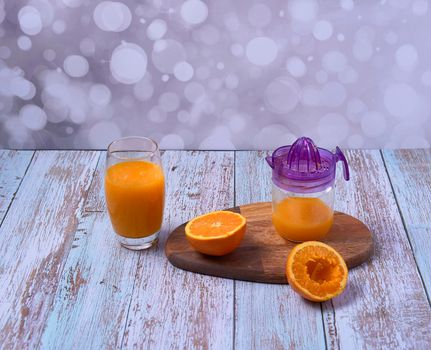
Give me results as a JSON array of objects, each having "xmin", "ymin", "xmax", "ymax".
[
  {"xmin": 234, "ymin": 151, "xmax": 326, "ymax": 350},
  {"xmin": 122, "ymin": 151, "xmax": 235, "ymax": 349},
  {"xmin": 382, "ymin": 149, "xmax": 431, "ymax": 298},
  {"xmin": 41, "ymin": 151, "xmax": 235, "ymax": 350},
  {"xmin": 323, "ymin": 150, "xmax": 431, "ymax": 349},
  {"xmin": 0, "ymin": 151, "xmax": 100, "ymax": 349},
  {"xmin": 0, "ymin": 150, "xmax": 34, "ymax": 223}
]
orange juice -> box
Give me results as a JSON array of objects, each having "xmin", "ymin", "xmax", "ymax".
[
  {"xmin": 272, "ymin": 197, "xmax": 333, "ymax": 242},
  {"xmin": 105, "ymin": 161, "xmax": 164, "ymax": 238}
]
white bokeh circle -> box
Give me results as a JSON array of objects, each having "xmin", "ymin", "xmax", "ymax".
[
  {"xmin": 230, "ymin": 43, "xmax": 244, "ymax": 57},
  {"xmin": 19, "ymin": 104, "xmax": 47, "ymax": 131},
  {"xmin": 286, "ymin": 56, "xmax": 306, "ymax": 78},
  {"xmin": 18, "ymin": 6, "xmax": 43, "ymax": 36},
  {"xmin": 89, "ymin": 84, "xmax": 111, "ymax": 107},
  {"xmin": 17, "ymin": 36, "xmax": 32, "ymax": 51},
  {"xmin": 147, "ymin": 19, "xmax": 167, "ymax": 40},
  {"xmin": 110, "ymin": 42, "xmax": 148, "ymax": 84},
  {"xmin": 180, "ymin": 0, "xmax": 208, "ymax": 25},
  {"xmin": 133, "ymin": 79, "xmax": 154, "ymax": 101},
  {"xmin": 313, "ymin": 20, "xmax": 333, "ymax": 41},
  {"xmin": 264, "ymin": 77, "xmax": 301, "ymax": 114},
  {"xmin": 184, "ymin": 82, "xmax": 206, "ymax": 103},
  {"xmin": 63, "ymin": 55, "xmax": 89, "ymax": 78},
  {"xmin": 160, "ymin": 134, "xmax": 185, "ymax": 149},
  {"xmin": 43, "ymin": 49, "xmax": 56, "ymax": 61},
  {"xmin": 93, "ymin": 1, "xmax": 132, "ymax": 32},
  {"xmin": 147, "ymin": 106, "xmax": 167, "ymax": 123},
  {"xmin": 173, "ymin": 61, "xmax": 194, "ymax": 82},
  {"xmin": 395, "ymin": 44, "xmax": 418, "ymax": 71},
  {"xmin": 52, "ymin": 20, "xmax": 66, "ymax": 34},
  {"xmin": 10, "ymin": 77, "xmax": 36, "ymax": 100},
  {"xmin": 384, "ymin": 84, "xmax": 419, "ymax": 118},
  {"xmin": 246, "ymin": 37, "xmax": 278, "ymax": 66},
  {"xmin": 288, "ymin": 0, "xmax": 319, "ymax": 22}
]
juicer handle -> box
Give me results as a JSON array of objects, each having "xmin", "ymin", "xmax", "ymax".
[{"xmin": 335, "ymin": 147, "xmax": 350, "ymax": 181}]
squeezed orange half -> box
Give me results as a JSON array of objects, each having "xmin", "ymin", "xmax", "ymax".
[
  {"xmin": 105, "ymin": 161, "xmax": 164, "ymax": 238},
  {"xmin": 272, "ymin": 197, "xmax": 333, "ymax": 242}
]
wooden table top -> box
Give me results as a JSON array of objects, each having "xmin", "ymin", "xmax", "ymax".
[{"xmin": 0, "ymin": 149, "xmax": 430, "ymax": 349}]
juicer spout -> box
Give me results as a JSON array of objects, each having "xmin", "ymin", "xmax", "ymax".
[{"xmin": 265, "ymin": 156, "xmax": 274, "ymax": 169}]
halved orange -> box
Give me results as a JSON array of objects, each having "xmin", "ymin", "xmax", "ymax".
[
  {"xmin": 185, "ymin": 211, "xmax": 246, "ymax": 256},
  {"xmin": 286, "ymin": 241, "xmax": 348, "ymax": 302}
]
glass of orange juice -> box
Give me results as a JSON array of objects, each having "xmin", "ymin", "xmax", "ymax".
[{"xmin": 105, "ymin": 136, "xmax": 164, "ymax": 250}]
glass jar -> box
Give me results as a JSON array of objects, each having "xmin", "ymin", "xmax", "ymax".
[{"xmin": 266, "ymin": 137, "xmax": 349, "ymax": 242}]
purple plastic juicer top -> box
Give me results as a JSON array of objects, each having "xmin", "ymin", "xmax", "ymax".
[{"xmin": 266, "ymin": 137, "xmax": 350, "ymax": 193}]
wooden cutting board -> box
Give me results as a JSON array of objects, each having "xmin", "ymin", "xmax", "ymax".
[{"xmin": 165, "ymin": 202, "xmax": 373, "ymax": 284}]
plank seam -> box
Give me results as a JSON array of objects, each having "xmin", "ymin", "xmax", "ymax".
[
  {"xmin": 119, "ymin": 253, "xmax": 140, "ymax": 350},
  {"xmin": 380, "ymin": 150, "xmax": 431, "ymax": 305},
  {"xmin": 320, "ymin": 303, "xmax": 329, "ymax": 350},
  {"xmin": 83, "ymin": 151, "xmax": 103, "ymax": 213},
  {"xmin": 232, "ymin": 150, "xmax": 237, "ymax": 350},
  {"xmin": 0, "ymin": 151, "xmax": 35, "ymax": 229}
]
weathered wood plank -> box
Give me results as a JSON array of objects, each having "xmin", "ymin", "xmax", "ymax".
[
  {"xmin": 0, "ymin": 151, "xmax": 100, "ymax": 349},
  {"xmin": 323, "ymin": 150, "xmax": 431, "ymax": 349},
  {"xmin": 122, "ymin": 151, "xmax": 235, "ymax": 349},
  {"xmin": 0, "ymin": 150, "xmax": 34, "ymax": 224},
  {"xmin": 40, "ymin": 211, "xmax": 140, "ymax": 349},
  {"xmin": 382, "ymin": 149, "xmax": 431, "ymax": 298},
  {"xmin": 234, "ymin": 151, "xmax": 326, "ymax": 350},
  {"xmin": 84, "ymin": 151, "xmax": 105, "ymax": 212}
]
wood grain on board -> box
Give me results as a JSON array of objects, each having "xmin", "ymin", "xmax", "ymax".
[
  {"xmin": 233, "ymin": 151, "xmax": 326, "ymax": 349},
  {"xmin": 0, "ymin": 150, "xmax": 33, "ymax": 223},
  {"xmin": 382, "ymin": 149, "xmax": 431, "ymax": 298},
  {"xmin": 0, "ymin": 151, "xmax": 99, "ymax": 349},
  {"xmin": 166, "ymin": 202, "xmax": 373, "ymax": 283},
  {"xmin": 322, "ymin": 150, "xmax": 431, "ymax": 349}
]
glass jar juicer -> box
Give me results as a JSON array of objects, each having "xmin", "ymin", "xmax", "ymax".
[{"xmin": 266, "ymin": 137, "xmax": 350, "ymax": 242}]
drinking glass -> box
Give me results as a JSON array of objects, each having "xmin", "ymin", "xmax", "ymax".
[{"xmin": 105, "ymin": 137, "xmax": 164, "ymax": 250}]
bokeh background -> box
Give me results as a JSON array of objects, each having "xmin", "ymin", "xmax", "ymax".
[{"xmin": 0, "ymin": 0, "xmax": 431, "ymax": 149}]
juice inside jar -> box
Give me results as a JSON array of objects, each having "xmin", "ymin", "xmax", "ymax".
[
  {"xmin": 105, "ymin": 161, "xmax": 164, "ymax": 238},
  {"xmin": 272, "ymin": 197, "xmax": 333, "ymax": 242}
]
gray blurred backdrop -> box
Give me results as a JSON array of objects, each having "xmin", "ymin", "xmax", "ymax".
[{"xmin": 0, "ymin": 0, "xmax": 430, "ymax": 149}]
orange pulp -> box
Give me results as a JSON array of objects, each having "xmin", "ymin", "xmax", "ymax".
[
  {"xmin": 105, "ymin": 161, "xmax": 164, "ymax": 238},
  {"xmin": 272, "ymin": 197, "xmax": 333, "ymax": 242}
]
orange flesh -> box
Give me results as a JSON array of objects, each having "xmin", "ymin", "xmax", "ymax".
[
  {"xmin": 272, "ymin": 197, "xmax": 333, "ymax": 242},
  {"xmin": 291, "ymin": 245, "xmax": 345, "ymax": 298},
  {"xmin": 105, "ymin": 161, "xmax": 164, "ymax": 238},
  {"xmin": 187, "ymin": 211, "xmax": 244, "ymax": 238}
]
